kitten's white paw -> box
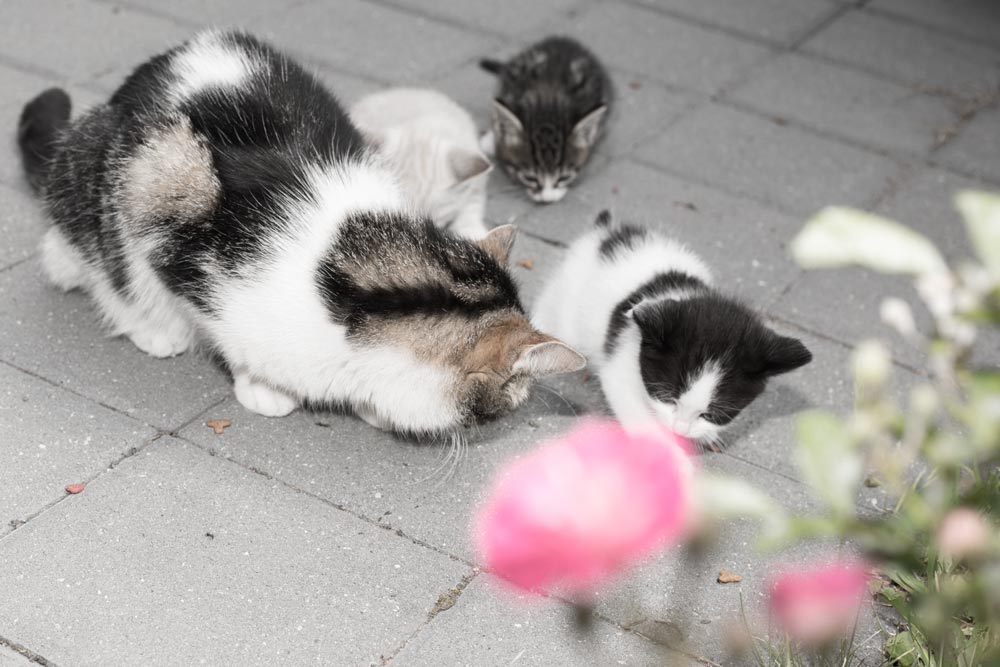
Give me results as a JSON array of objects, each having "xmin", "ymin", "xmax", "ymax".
[
  {"xmin": 479, "ymin": 130, "xmax": 495, "ymax": 157},
  {"xmin": 234, "ymin": 373, "xmax": 297, "ymax": 417},
  {"xmin": 128, "ymin": 323, "xmax": 192, "ymax": 358},
  {"xmin": 40, "ymin": 228, "xmax": 87, "ymax": 291}
]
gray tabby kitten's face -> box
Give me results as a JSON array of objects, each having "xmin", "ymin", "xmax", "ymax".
[{"xmin": 492, "ymin": 99, "xmax": 606, "ymax": 204}]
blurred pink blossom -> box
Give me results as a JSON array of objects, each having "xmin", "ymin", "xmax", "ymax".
[
  {"xmin": 769, "ymin": 560, "xmax": 870, "ymax": 644},
  {"xmin": 938, "ymin": 507, "xmax": 990, "ymax": 560},
  {"xmin": 475, "ymin": 419, "xmax": 693, "ymax": 593}
]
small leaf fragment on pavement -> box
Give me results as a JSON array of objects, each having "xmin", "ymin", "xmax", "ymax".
[
  {"xmin": 206, "ymin": 419, "xmax": 231, "ymax": 435},
  {"xmin": 65, "ymin": 483, "xmax": 85, "ymax": 494},
  {"xmin": 718, "ymin": 569, "xmax": 743, "ymax": 583},
  {"xmin": 516, "ymin": 259, "xmax": 534, "ymax": 270}
]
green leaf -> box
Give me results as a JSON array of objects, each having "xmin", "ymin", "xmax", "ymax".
[
  {"xmin": 791, "ymin": 207, "xmax": 948, "ymax": 275},
  {"xmin": 794, "ymin": 410, "xmax": 863, "ymax": 517},
  {"xmin": 956, "ymin": 190, "xmax": 1000, "ymax": 276}
]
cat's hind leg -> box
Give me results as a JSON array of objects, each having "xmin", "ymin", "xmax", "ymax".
[
  {"xmin": 39, "ymin": 226, "xmax": 88, "ymax": 291},
  {"xmin": 85, "ymin": 265, "xmax": 194, "ymax": 358}
]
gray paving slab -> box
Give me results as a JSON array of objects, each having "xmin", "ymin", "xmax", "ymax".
[
  {"xmin": 635, "ymin": 102, "xmax": 901, "ymax": 216},
  {"xmin": 375, "ymin": 0, "xmax": 594, "ymax": 38},
  {"xmin": 0, "ymin": 260, "xmax": 231, "ymax": 431},
  {"xmin": 0, "ymin": 437, "xmax": 471, "ymax": 667},
  {"xmin": 0, "ymin": 65, "xmax": 104, "ymax": 194},
  {"xmin": 0, "ymin": 363, "xmax": 153, "ymax": 537},
  {"xmin": 518, "ymin": 159, "xmax": 803, "ymax": 306},
  {"xmin": 0, "ymin": 0, "xmax": 189, "ymax": 85},
  {"xmin": 632, "ymin": 0, "xmax": 841, "ymax": 46},
  {"xmin": 179, "ymin": 389, "xmax": 592, "ymax": 562},
  {"xmin": 508, "ymin": 232, "xmax": 567, "ymax": 309},
  {"xmin": 566, "ymin": 1, "xmax": 774, "ymax": 94},
  {"xmin": 727, "ymin": 52, "xmax": 960, "ymax": 156},
  {"xmin": 109, "ymin": 0, "xmax": 290, "ymax": 27},
  {"xmin": 391, "ymin": 574, "xmax": 679, "ymax": 666},
  {"xmin": 936, "ymin": 106, "xmax": 1000, "ymax": 184},
  {"xmin": 0, "ymin": 186, "xmax": 42, "ymax": 272},
  {"xmin": 248, "ymin": 0, "xmax": 501, "ymax": 84},
  {"xmin": 801, "ymin": 9, "xmax": 1000, "ymax": 93},
  {"xmin": 870, "ymin": 0, "xmax": 1000, "ymax": 49},
  {"xmin": 0, "ymin": 645, "xmax": 31, "ymax": 667}
]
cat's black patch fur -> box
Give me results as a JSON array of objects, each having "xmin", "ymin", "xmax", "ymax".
[
  {"xmin": 633, "ymin": 296, "xmax": 812, "ymax": 426},
  {"xmin": 604, "ymin": 271, "xmax": 707, "ymax": 356},
  {"xmin": 599, "ymin": 223, "xmax": 649, "ymax": 258},
  {"xmin": 482, "ymin": 36, "xmax": 611, "ymax": 195}
]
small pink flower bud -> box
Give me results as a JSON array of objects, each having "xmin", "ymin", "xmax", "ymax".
[{"xmin": 938, "ymin": 508, "xmax": 990, "ymax": 560}]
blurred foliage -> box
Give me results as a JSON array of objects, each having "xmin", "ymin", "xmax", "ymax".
[{"xmin": 712, "ymin": 191, "xmax": 1000, "ymax": 666}]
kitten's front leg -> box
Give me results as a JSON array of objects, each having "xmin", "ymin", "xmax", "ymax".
[{"xmin": 233, "ymin": 371, "xmax": 298, "ymax": 417}]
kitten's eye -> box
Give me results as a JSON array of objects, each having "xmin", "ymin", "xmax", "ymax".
[
  {"xmin": 556, "ymin": 174, "xmax": 573, "ymax": 187},
  {"xmin": 520, "ymin": 173, "xmax": 540, "ymax": 188}
]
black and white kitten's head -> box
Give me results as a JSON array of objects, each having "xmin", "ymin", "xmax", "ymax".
[
  {"xmin": 481, "ymin": 36, "xmax": 610, "ymax": 204},
  {"xmin": 631, "ymin": 294, "xmax": 812, "ymax": 444}
]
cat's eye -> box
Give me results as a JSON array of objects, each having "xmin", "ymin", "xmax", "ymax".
[
  {"xmin": 520, "ymin": 173, "xmax": 540, "ymax": 188},
  {"xmin": 556, "ymin": 174, "xmax": 573, "ymax": 186}
]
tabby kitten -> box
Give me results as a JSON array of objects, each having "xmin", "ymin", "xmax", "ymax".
[
  {"xmin": 533, "ymin": 211, "xmax": 812, "ymax": 444},
  {"xmin": 350, "ymin": 88, "xmax": 491, "ymax": 239},
  {"xmin": 480, "ymin": 36, "xmax": 611, "ymax": 204},
  {"xmin": 18, "ymin": 30, "xmax": 585, "ymax": 436}
]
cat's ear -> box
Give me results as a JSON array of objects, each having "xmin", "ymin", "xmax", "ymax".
[
  {"xmin": 476, "ymin": 224, "xmax": 517, "ymax": 264},
  {"xmin": 513, "ymin": 339, "xmax": 586, "ymax": 376},
  {"xmin": 570, "ymin": 105, "xmax": 607, "ymax": 149},
  {"xmin": 448, "ymin": 148, "xmax": 492, "ymax": 183},
  {"xmin": 492, "ymin": 99, "xmax": 524, "ymax": 142},
  {"xmin": 759, "ymin": 334, "xmax": 812, "ymax": 377}
]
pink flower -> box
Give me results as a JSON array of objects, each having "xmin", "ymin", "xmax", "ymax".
[
  {"xmin": 769, "ymin": 561, "xmax": 870, "ymax": 644},
  {"xmin": 475, "ymin": 419, "xmax": 693, "ymax": 593},
  {"xmin": 938, "ymin": 508, "xmax": 990, "ymax": 560}
]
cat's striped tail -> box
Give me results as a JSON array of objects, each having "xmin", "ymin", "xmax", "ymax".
[{"xmin": 18, "ymin": 88, "xmax": 71, "ymax": 195}]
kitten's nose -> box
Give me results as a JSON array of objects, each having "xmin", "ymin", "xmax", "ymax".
[{"xmin": 531, "ymin": 187, "xmax": 566, "ymax": 203}]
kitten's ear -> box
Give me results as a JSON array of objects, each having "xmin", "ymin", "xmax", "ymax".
[
  {"xmin": 570, "ymin": 105, "xmax": 607, "ymax": 149},
  {"xmin": 513, "ymin": 340, "xmax": 587, "ymax": 376},
  {"xmin": 760, "ymin": 334, "xmax": 812, "ymax": 377},
  {"xmin": 448, "ymin": 148, "xmax": 492, "ymax": 183},
  {"xmin": 476, "ymin": 224, "xmax": 517, "ymax": 264},
  {"xmin": 492, "ymin": 99, "xmax": 524, "ymax": 141}
]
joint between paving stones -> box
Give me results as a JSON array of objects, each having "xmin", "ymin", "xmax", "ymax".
[
  {"xmin": 378, "ymin": 568, "xmax": 480, "ymax": 665},
  {"xmin": 0, "ymin": 634, "xmax": 61, "ymax": 667}
]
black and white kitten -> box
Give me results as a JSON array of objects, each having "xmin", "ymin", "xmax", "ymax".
[
  {"xmin": 480, "ymin": 36, "xmax": 611, "ymax": 204},
  {"xmin": 18, "ymin": 30, "xmax": 585, "ymax": 436},
  {"xmin": 532, "ymin": 211, "xmax": 812, "ymax": 444}
]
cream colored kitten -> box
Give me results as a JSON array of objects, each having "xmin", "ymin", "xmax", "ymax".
[{"xmin": 350, "ymin": 88, "xmax": 491, "ymax": 239}]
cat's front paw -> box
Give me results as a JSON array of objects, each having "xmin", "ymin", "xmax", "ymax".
[
  {"xmin": 128, "ymin": 324, "xmax": 192, "ymax": 358},
  {"xmin": 234, "ymin": 373, "xmax": 297, "ymax": 417},
  {"xmin": 355, "ymin": 404, "xmax": 390, "ymax": 431}
]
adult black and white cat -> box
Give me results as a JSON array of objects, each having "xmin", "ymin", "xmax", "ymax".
[
  {"xmin": 480, "ymin": 36, "xmax": 610, "ymax": 204},
  {"xmin": 17, "ymin": 30, "xmax": 585, "ymax": 435},
  {"xmin": 532, "ymin": 211, "xmax": 812, "ymax": 445}
]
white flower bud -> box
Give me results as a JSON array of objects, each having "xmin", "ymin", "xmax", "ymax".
[
  {"xmin": 879, "ymin": 298, "xmax": 916, "ymax": 337},
  {"xmin": 852, "ymin": 340, "xmax": 891, "ymax": 390},
  {"xmin": 910, "ymin": 384, "xmax": 939, "ymax": 418}
]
